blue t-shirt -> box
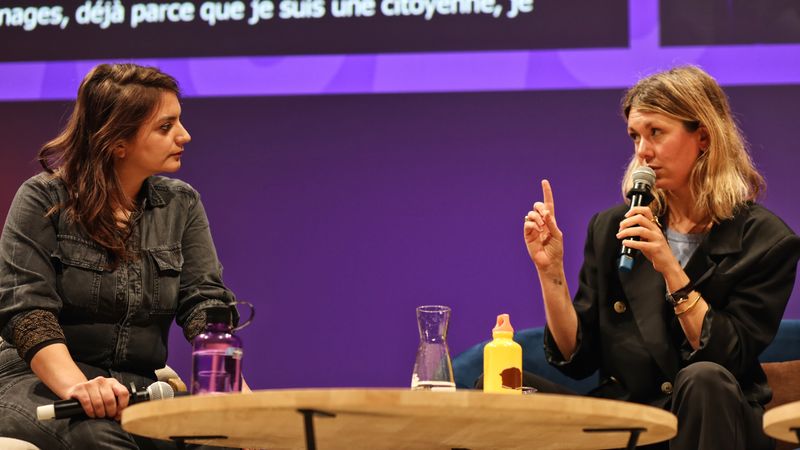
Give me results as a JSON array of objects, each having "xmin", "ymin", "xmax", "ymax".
[{"xmin": 665, "ymin": 227, "xmax": 706, "ymax": 267}]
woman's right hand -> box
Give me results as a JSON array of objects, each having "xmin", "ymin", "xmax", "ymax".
[
  {"xmin": 64, "ymin": 376, "xmax": 130, "ymax": 421},
  {"xmin": 524, "ymin": 180, "xmax": 564, "ymax": 273}
]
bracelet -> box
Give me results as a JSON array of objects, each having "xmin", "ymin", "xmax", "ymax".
[
  {"xmin": 665, "ymin": 280, "xmax": 694, "ymax": 307},
  {"xmin": 675, "ymin": 292, "xmax": 702, "ymax": 316}
]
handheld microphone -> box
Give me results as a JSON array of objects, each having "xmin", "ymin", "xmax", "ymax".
[
  {"xmin": 618, "ymin": 166, "xmax": 656, "ymax": 272},
  {"xmin": 36, "ymin": 381, "xmax": 174, "ymax": 421}
]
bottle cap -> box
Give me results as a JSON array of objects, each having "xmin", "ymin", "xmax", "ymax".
[
  {"xmin": 205, "ymin": 306, "xmax": 232, "ymax": 326},
  {"xmin": 493, "ymin": 313, "xmax": 514, "ymax": 334}
]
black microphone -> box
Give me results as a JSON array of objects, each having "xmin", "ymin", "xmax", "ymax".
[
  {"xmin": 36, "ymin": 381, "xmax": 174, "ymax": 421},
  {"xmin": 618, "ymin": 166, "xmax": 656, "ymax": 272}
]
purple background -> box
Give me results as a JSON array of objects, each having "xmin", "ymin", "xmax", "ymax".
[{"xmin": 0, "ymin": 0, "xmax": 799, "ymax": 388}]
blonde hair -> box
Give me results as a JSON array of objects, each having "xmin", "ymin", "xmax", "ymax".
[{"xmin": 620, "ymin": 65, "xmax": 764, "ymax": 222}]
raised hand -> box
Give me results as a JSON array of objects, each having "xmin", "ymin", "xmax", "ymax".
[{"xmin": 524, "ymin": 180, "xmax": 564, "ymax": 274}]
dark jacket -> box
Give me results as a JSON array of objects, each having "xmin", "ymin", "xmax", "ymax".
[
  {"xmin": 0, "ymin": 173, "xmax": 237, "ymax": 376},
  {"xmin": 545, "ymin": 202, "xmax": 800, "ymax": 406}
]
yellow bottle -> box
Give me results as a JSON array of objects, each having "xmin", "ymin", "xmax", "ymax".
[{"xmin": 483, "ymin": 314, "xmax": 522, "ymax": 394}]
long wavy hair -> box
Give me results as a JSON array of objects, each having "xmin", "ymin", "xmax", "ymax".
[
  {"xmin": 38, "ymin": 63, "xmax": 180, "ymax": 262},
  {"xmin": 620, "ymin": 65, "xmax": 764, "ymax": 223}
]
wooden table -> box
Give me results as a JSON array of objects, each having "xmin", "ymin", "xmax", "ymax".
[
  {"xmin": 764, "ymin": 401, "xmax": 800, "ymax": 445},
  {"xmin": 121, "ymin": 388, "xmax": 677, "ymax": 450}
]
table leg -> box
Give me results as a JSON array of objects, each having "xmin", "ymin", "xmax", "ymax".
[
  {"xmin": 297, "ymin": 408, "xmax": 336, "ymax": 450},
  {"xmin": 791, "ymin": 427, "xmax": 800, "ymax": 443},
  {"xmin": 582, "ymin": 427, "xmax": 646, "ymax": 450}
]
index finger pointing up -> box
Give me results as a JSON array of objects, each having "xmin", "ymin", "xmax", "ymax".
[{"xmin": 542, "ymin": 179, "xmax": 555, "ymax": 214}]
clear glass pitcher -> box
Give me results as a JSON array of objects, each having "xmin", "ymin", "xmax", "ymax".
[{"xmin": 411, "ymin": 305, "xmax": 455, "ymax": 391}]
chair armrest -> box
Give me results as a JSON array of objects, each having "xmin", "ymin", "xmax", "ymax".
[{"xmin": 155, "ymin": 365, "xmax": 188, "ymax": 393}]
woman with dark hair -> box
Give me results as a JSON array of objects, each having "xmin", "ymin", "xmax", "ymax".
[
  {"xmin": 524, "ymin": 65, "xmax": 800, "ymax": 449},
  {"xmin": 0, "ymin": 63, "xmax": 238, "ymax": 448}
]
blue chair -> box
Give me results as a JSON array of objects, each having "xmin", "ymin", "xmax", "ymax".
[{"xmin": 760, "ymin": 320, "xmax": 800, "ymax": 363}]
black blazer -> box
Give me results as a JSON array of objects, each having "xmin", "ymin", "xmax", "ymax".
[{"xmin": 544, "ymin": 202, "xmax": 800, "ymax": 406}]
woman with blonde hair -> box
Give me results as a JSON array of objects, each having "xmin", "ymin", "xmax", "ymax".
[
  {"xmin": 0, "ymin": 63, "xmax": 238, "ymax": 449},
  {"xmin": 524, "ymin": 65, "xmax": 800, "ymax": 449}
]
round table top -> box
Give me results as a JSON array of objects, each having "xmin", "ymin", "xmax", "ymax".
[
  {"xmin": 764, "ymin": 401, "xmax": 800, "ymax": 444},
  {"xmin": 121, "ymin": 388, "xmax": 677, "ymax": 449}
]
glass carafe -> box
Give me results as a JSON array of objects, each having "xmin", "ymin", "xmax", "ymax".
[{"xmin": 411, "ymin": 305, "xmax": 455, "ymax": 391}]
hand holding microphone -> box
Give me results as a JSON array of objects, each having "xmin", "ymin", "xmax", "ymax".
[
  {"xmin": 618, "ymin": 166, "xmax": 657, "ymax": 271},
  {"xmin": 616, "ymin": 166, "xmax": 678, "ymax": 274},
  {"xmin": 37, "ymin": 380, "xmax": 174, "ymax": 421}
]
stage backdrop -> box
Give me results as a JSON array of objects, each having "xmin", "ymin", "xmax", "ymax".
[{"xmin": 1, "ymin": 0, "xmax": 799, "ymax": 388}]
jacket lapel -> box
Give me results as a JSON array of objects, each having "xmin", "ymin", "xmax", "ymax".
[
  {"xmin": 682, "ymin": 212, "xmax": 744, "ymax": 299},
  {"xmin": 620, "ymin": 253, "xmax": 681, "ymax": 379},
  {"xmin": 682, "ymin": 247, "xmax": 716, "ymax": 290}
]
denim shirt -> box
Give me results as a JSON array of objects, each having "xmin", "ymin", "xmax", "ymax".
[{"xmin": 0, "ymin": 173, "xmax": 237, "ymax": 375}]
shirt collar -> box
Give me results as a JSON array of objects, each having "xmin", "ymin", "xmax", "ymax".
[{"xmin": 140, "ymin": 177, "xmax": 167, "ymax": 209}]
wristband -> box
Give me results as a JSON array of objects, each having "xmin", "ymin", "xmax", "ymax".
[{"xmin": 665, "ymin": 280, "xmax": 693, "ymax": 307}]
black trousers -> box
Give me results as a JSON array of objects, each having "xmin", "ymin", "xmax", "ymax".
[
  {"xmin": 478, "ymin": 361, "xmax": 774, "ymax": 450},
  {"xmin": 0, "ymin": 347, "xmax": 237, "ymax": 450}
]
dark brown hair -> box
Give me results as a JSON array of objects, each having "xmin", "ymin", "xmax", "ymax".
[{"xmin": 38, "ymin": 63, "xmax": 180, "ymax": 262}]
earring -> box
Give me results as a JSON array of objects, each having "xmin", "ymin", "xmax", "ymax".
[{"xmin": 113, "ymin": 141, "xmax": 127, "ymax": 159}]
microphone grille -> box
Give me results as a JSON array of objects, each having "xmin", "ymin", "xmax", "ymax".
[
  {"xmin": 146, "ymin": 381, "xmax": 175, "ymax": 401},
  {"xmin": 632, "ymin": 166, "xmax": 656, "ymax": 188}
]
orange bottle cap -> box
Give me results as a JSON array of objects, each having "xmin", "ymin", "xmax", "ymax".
[{"xmin": 493, "ymin": 314, "xmax": 514, "ymax": 333}]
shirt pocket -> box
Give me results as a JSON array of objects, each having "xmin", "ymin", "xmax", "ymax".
[
  {"xmin": 51, "ymin": 235, "xmax": 108, "ymax": 313},
  {"xmin": 147, "ymin": 243, "xmax": 183, "ymax": 315}
]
